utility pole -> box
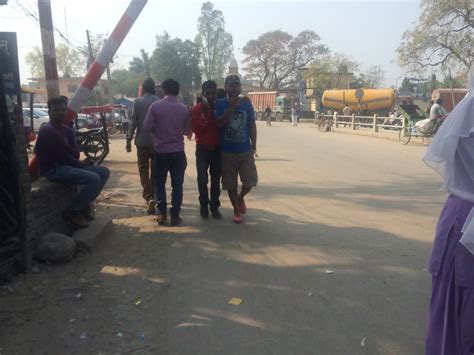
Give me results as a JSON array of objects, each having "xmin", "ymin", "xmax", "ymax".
[
  {"xmin": 37, "ymin": 0, "xmax": 59, "ymax": 99},
  {"xmin": 86, "ymin": 30, "xmax": 94, "ymax": 70},
  {"xmin": 64, "ymin": 6, "xmax": 69, "ymax": 44}
]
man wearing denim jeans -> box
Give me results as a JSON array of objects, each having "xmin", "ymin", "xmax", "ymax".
[
  {"xmin": 144, "ymin": 79, "xmax": 191, "ymax": 226},
  {"xmin": 126, "ymin": 78, "xmax": 161, "ymax": 214},
  {"xmin": 191, "ymin": 80, "xmax": 222, "ymax": 219},
  {"xmin": 34, "ymin": 98, "xmax": 110, "ymax": 229}
]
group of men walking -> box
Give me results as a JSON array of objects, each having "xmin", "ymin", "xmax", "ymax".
[{"xmin": 127, "ymin": 74, "xmax": 258, "ymax": 226}]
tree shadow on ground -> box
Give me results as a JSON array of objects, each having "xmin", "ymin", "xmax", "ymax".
[{"xmin": 0, "ymin": 200, "xmax": 433, "ymax": 354}]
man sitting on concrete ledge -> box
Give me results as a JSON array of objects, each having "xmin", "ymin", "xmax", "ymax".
[{"xmin": 34, "ymin": 97, "xmax": 110, "ymax": 229}]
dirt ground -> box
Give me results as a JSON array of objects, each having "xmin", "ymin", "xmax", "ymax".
[{"xmin": 0, "ymin": 122, "xmax": 445, "ymax": 354}]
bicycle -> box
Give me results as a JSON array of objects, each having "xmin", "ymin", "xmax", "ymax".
[{"xmin": 399, "ymin": 118, "xmax": 443, "ymax": 145}]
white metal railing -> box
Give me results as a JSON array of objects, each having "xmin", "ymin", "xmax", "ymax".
[{"xmin": 316, "ymin": 113, "xmax": 403, "ymax": 133}]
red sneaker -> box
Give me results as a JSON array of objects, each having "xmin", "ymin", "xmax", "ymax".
[{"xmin": 232, "ymin": 215, "xmax": 243, "ymax": 223}]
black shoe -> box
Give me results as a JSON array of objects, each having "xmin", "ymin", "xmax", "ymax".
[
  {"xmin": 156, "ymin": 212, "xmax": 167, "ymax": 226},
  {"xmin": 171, "ymin": 215, "xmax": 182, "ymax": 227},
  {"xmin": 200, "ymin": 206, "xmax": 209, "ymax": 219},
  {"xmin": 70, "ymin": 214, "xmax": 89, "ymax": 229},
  {"xmin": 211, "ymin": 210, "xmax": 222, "ymax": 219},
  {"xmin": 81, "ymin": 205, "xmax": 95, "ymax": 221}
]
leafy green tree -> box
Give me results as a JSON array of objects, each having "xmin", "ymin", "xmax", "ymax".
[
  {"xmin": 110, "ymin": 69, "xmax": 143, "ymax": 97},
  {"xmin": 129, "ymin": 49, "xmax": 151, "ymax": 78},
  {"xmin": 304, "ymin": 54, "xmax": 359, "ymax": 98},
  {"xmin": 398, "ymin": 0, "xmax": 473, "ymax": 74},
  {"xmin": 243, "ymin": 30, "xmax": 328, "ymax": 90},
  {"xmin": 399, "ymin": 77, "xmax": 413, "ymax": 92},
  {"xmin": 150, "ymin": 32, "xmax": 202, "ymax": 104},
  {"xmin": 195, "ymin": 2, "xmax": 233, "ymax": 81},
  {"xmin": 25, "ymin": 43, "xmax": 84, "ymax": 78},
  {"xmin": 358, "ymin": 66, "xmax": 385, "ymax": 89}
]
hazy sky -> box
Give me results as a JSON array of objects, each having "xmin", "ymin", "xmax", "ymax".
[{"xmin": 0, "ymin": 0, "xmax": 422, "ymax": 87}]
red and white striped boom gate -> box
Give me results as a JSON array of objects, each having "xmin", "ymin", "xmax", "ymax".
[{"xmin": 66, "ymin": 0, "xmax": 147, "ymax": 124}]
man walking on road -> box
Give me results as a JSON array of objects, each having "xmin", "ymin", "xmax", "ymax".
[
  {"xmin": 215, "ymin": 75, "xmax": 258, "ymax": 223},
  {"xmin": 191, "ymin": 80, "xmax": 222, "ymax": 220},
  {"xmin": 264, "ymin": 104, "xmax": 272, "ymax": 126},
  {"xmin": 144, "ymin": 79, "xmax": 191, "ymax": 226},
  {"xmin": 291, "ymin": 107, "xmax": 298, "ymax": 127},
  {"xmin": 126, "ymin": 78, "xmax": 161, "ymax": 214}
]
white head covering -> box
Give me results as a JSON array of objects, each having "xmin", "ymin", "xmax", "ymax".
[
  {"xmin": 423, "ymin": 65, "xmax": 474, "ymax": 253},
  {"xmin": 423, "ymin": 65, "xmax": 474, "ymax": 200}
]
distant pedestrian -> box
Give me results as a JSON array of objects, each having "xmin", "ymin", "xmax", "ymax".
[
  {"xmin": 264, "ymin": 104, "xmax": 272, "ymax": 126},
  {"xmin": 342, "ymin": 104, "xmax": 352, "ymax": 116},
  {"xmin": 144, "ymin": 79, "xmax": 191, "ymax": 226},
  {"xmin": 126, "ymin": 78, "xmax": 161, "ymax": 214},
  {"xmin": 291, "ymin": 107, "xmax": 298, "ymax": 127},
  {"xmin": 121, "ymin": 109, "xmax": 129, "ymax": 134}
]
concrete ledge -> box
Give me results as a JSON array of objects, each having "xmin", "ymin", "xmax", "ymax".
[
  {"xmin": 28, "ymin": 179, "xmax": 76, "ymax": 243},
  {"xmin": 71, "ymin": 215, "xmax": 113, "ymax": 250}
]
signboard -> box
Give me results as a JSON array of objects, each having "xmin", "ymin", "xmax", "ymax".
[
  {"xmin": 0, "ymin": 32, "xmax": 25, "ymax": 277},
  {"xmin": 355, "ymin": 88, "xmax": 365, "ymax": 100},
  {"xmin": 0, "ymin": 32, "xmax": 22, "ymax": 120}
]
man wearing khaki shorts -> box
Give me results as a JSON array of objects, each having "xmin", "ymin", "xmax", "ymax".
[{"xmin": 215, "ymin": 75, "xmax": 258, "ymax": 223}]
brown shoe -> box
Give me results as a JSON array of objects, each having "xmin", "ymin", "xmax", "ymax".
[
  {"xmin": 147, "ymin": 199, "xmax": 156, "ymax": 215},
  {"xmin": 70, "ymin": 214, "xmax": 89, "ymax": 229},
  {"xmin": 81, "ymin": 206, "xmax": 95, "ymax": 221},
  {"xmin": 156, "ymin": 212, "xmax": 167, "ymax": 226},
  {"xmin": 170, "ymin": 215, "xmax": 182, "ymax": 227}
]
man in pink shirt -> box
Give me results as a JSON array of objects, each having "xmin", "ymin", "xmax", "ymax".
[{"xmin": 143, "ymin": 79, "xmax": 191, "ymax": 226}]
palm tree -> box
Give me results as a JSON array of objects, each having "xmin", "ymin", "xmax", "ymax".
[{"xmin": 129, "ymin": 49, "xmax": 151, "ymax": 77}]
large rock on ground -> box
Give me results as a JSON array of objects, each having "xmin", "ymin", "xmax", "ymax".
[{"xmin": 34, "ymin": 233, "xmax": 76, "ymax": 263}]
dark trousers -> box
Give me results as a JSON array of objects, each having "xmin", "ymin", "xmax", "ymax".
[
  {"xmin": 121, "ymin": 122, "xmax": 129, "ymax": 134},
  {"xmin": 137, "ymin": 145, "xmax": 154, "ymax": 202},
  {"xmin": 195, "ymin": 145, "xmax": 221, "ymax": 212},
  {"xmin": 153, "ymin": 151, "xmax": 187, "ymax": 217}
]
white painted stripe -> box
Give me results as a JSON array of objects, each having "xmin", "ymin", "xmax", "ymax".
[
  {"xmin": 95, "ymin": 38, "xmax": 120, "ymax": 67},
  {"xmin": 125, "ymin": 0, "xmax": 147, "ymax": 20},
  {"xmin": 40, "ymin": 29, "xmax": 56, "ymax": 58},
  {"xmin": 69, "ymin": 85, "xmax": 91, "ymax": 113}
]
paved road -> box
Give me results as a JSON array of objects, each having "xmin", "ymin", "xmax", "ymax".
[
  {"xmin": 0, "ymin": 122, "xmax": 445, "ymax": 354},
  {"xmin": 155, "ymin": 122, "xmax": 444, "ymax": 354}
]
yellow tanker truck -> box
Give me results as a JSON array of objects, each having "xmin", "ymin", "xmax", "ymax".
[{"xmin": 322, "ymin": 88, "xmax": 395, "ymax": 115}]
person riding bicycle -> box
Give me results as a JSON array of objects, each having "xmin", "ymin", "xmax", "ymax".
[
  {"xmin": 416, "ymin": 98, "xmax": 448, "ymax": 134},
  {"xmin": 264, "ymin": 105, "xmax": 272, "ymax": 126},
  {"xmin": 430, "ymin": 98, "xmax": 448, "ymax": 123}
]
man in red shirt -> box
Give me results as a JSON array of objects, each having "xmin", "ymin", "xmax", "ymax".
[{"xmin": 191, "ymin": 80, "xmax": 222, "ymax": 219}]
